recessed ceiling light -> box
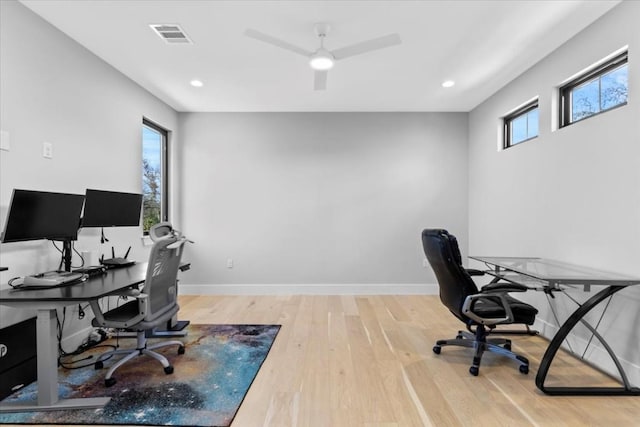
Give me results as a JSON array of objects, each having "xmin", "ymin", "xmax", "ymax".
[
  {"xmin": 442, "ymin": 80, "xmax": 455, "ymax": 88},
  {"xmin": 190, "ymin": 79, "xmax": 204, "ymax": 87}
]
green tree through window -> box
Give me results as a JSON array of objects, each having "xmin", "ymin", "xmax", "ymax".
[{"xmin": 142, "ymin": 120, "xmax": 168, "ymax": 233}]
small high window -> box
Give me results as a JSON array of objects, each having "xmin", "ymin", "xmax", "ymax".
[
  {"xmin": 560, "ymin": 51, "xmax": 628, "ymax": 127},
  {"xmin": 503, "ymin": 100, "xmax": 539, "ymax": 148}
]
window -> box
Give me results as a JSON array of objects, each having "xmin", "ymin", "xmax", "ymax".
[
  {"xmin": 142, "ymin": 119, "xmax": 168, "ymax": 233},
  {"xmin": 503, "ymin": 100, "xmax": 539, "ymax": 148},
  {"xmin": 560, "ymin": 51, "xmax": 628, "ymax": 127}
]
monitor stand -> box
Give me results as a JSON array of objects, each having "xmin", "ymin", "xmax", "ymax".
[{"xmin": 62, "ymin": 240, "xmax": 73, "ymax": 272}]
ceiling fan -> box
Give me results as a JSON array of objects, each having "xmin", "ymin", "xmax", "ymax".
[{"xmin": 244, "ymin": 23, "xmax": 401, "ymax": 91}]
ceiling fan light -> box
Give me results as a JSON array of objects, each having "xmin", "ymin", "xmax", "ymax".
[{"xmin": 309, "ymin": 51, "xmax": 334, "ymax": 70}]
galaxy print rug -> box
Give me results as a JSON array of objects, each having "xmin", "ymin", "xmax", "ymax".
[{"xmin": 0, "ymin": 324, "xmax": 280, "ymax": 427}]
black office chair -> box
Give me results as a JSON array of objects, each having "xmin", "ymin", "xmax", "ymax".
[
  {"xmin": 421, "ymin": 229, "xmax": 538, "ymax": 376},
  {"xmin": 90, "ymin": 223, "xmax": 191, "ymax": 387}
]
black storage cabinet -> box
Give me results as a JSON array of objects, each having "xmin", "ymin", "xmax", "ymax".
[{"xmin": 0, "ymin": 317, "xmax": 37, "ymax": 400}]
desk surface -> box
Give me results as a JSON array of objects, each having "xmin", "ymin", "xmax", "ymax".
[
  {"xmin": 0, "ymin": 262, "xmax": 151, "ymax": 412},
  {"xmin": 470, "ymin": 256, "xmax": 640, "ymax": 286},
  {"xmin": 0, "ymin": 263, "xmax": 147, "ymax": 303}
]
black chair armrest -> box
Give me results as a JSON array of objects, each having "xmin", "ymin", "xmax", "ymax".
[
  {"xmin": 462, "ymin": 293, "xmax": 515, "ymax": 326},
  {"xmin": 466, "ymin": 268, "xmax": 485, "ymax": 276},
  {"xmin": 481, "ymin": 282, "xmax": 529, "ymax": 293}
]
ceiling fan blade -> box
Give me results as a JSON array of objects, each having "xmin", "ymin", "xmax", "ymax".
[
  {"xmin": 244, "ymin": 28, "xmax": 312, "ymax": 57},
  {"xmin": 314, "ymin": 70, "xmax": 328, "ymax": 91},
  {"xmin": 331, "ymin": 33, "xmax": 401, "ymax": 60}
]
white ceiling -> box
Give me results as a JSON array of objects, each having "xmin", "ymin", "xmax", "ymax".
[{"xmin": 20, "ymin": 0, "xmax": 620, "ymax": 112}]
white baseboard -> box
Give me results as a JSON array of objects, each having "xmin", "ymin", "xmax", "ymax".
[{"xmin": 178, "ymin": 283, "xmax": 438, "ymax": 295}]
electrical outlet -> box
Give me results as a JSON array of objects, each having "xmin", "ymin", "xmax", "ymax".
[
  {"xmin": 42, "ymin": 141, "xmax": 53, "ymax": 159},
  {"xmin": 227, "ymin": 258, "xmax": 233, "ymax": 269}
]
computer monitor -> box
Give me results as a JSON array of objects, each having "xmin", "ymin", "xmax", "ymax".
[
  {"xmin": 82, "ymin": 189, "xmax": 143, "ymax": 227},
  {"xmin": 1, "ymin": 189, "xmax": 85, "ymax": 243},
  {"xmin": 1, "ymin": 189, "xmax": 85, "ymax": 272}
]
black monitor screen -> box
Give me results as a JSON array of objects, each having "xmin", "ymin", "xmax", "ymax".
[
  {"xmin": 82, "ymin": 189, "xmax": 143, "ymax": 227},
  {"xmin": 1, "ymin": 189, "xmax": 85, "ymax": 243}
]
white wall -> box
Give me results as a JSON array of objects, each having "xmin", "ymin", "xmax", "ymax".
[
  {"xmin": 178, "ymin": 112, "xmax": 468, "ymax": 293},
  {"xmin": 7, "ymin": 0, "xmax": 635, "ymax": 386},
  {"xmin": 468, "ymin": 1, "xmax": 640, "ymax": 384},
  {"xmin": 0, "ymin": 1, "xmax": 178, "ymax": 335}
]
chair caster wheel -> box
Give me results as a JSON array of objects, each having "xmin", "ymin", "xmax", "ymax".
[
  {"xmin": 433, "ymin": 345, "xmax": 441, "ymax": 354},
  {"xmin": 519, "ymin": 365, "xmax": 529, "ymax": 375},
  {"xmin": 105, "ymin": 377, "xmax": 116, "ymax": 387},
  {"xmin": 456, "ymin": 334, "xmax": 463, "ymax": 340},
  {"xmin": 95, "ymin": 361, "xmax": 104, "ymax": 370},
  {"xmin": 164, "ymin": 365, "xmax": 174, "ymax": 375},
  {"xmin": 178, "ymin": 346, "xmax": 185, "ymax": 355},
  {"xmin": 469, "ymin": 366, "xmax": 479, "ymax": 376}
]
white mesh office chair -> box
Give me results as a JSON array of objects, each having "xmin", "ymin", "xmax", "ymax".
[{"xmin": 90, "ymin": 223, "xmax": 191, "ymax": 387}]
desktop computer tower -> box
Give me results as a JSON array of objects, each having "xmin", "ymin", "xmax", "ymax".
[{"xmin": 0, "ymin": 317, "xmax": 37, "ymax": 400}]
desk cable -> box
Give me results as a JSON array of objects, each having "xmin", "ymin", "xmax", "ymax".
[
  {"xmin": 51, "ymin": 240, "xmax": 86, "ymax": 270},
  {"xmin": 59, "ymin": 296, "xmax": 128, "ymax": 369},
  {"xmin": 55, "ymin": 306, "xmax": 115, "ymax": 370}
]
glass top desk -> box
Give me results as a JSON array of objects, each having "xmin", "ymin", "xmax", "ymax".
[{"xmin": 471, "ymin": 256, "xmax": 640, "ymax": 396}]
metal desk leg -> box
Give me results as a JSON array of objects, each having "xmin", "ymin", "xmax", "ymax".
[
  {"xmin": 0, "ymin": 308, "xmax": 111, "ymax": 413},
  {"xmin": 535, "ymin": 286, "xmax": 640, "ymax": 396},
  {"xmin": 37, "ymin": 309, "xmax": 59, "ymax": 406}
]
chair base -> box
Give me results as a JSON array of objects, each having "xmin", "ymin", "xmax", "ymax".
[
  {"xmin": 95, "ymin": 331, "xmax": 185, "ymax": 387},
  {"xmin": 433, "ymin": 327, "xmax": 529, "ymax": 376}
]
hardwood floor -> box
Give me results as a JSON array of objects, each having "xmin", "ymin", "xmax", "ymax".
[
  {"xmin": 181, "ymin": 295, "xmax": 640, "ymax": 427},
  {"xmin": 10, "ymin": 295, "xmax": 640, "ymax": 426}
]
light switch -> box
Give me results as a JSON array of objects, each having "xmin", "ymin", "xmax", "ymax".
[
  {"xmin": 0, "ymin": 130, "xmax": 9, "ymax": 151},
  {"xmin": 43, "ymin": 141, "xmax": 53, "ymax": 159}
]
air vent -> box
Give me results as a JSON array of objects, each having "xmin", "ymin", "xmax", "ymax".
[{"xmin": 150, "ymin": 24, "xmax": 193, "ymax": 44}]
